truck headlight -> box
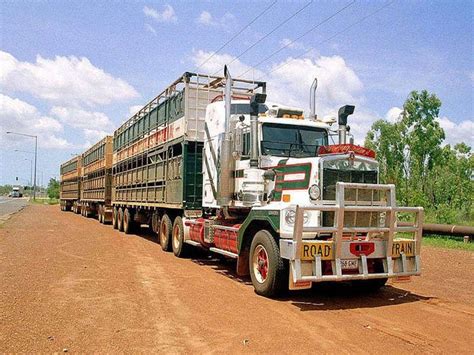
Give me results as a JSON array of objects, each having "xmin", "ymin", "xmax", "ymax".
[
  {"xmin": 285, "ymin": 209, "xmax": 309, "ymax": 225},
  {"xmin": 308, "ymin": 184, "xmax": 320, "ymax": 200}
]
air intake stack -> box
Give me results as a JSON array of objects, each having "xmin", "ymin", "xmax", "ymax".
[{"xmin": 338, "ymin": 105, "xmax": 355, "ymax": 144}]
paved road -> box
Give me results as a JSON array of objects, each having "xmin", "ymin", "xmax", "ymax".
[
  {"xmin": 0, "ymin": 196, "xmax": 27, "ymax": 219},
  {"xmin": 1, "ymin": 204, "xmax": 473, "ymax": 353}
]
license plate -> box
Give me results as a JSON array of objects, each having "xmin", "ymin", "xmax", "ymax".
[
  {"xmin": 392, "ymin": 240, "xmax": 415, "ymax": 257},
  {"xmin": 300, "ymin": 242, "xmax": 333, "ymax": 261},
  {"xmin": 340, "ymin": 259, "xmax": 359, "ymax": 270}
]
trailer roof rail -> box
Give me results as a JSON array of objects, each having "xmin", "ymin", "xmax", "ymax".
[{"xmin": 115, "ymin": 72, "xmax": 266, "ymax": 135}]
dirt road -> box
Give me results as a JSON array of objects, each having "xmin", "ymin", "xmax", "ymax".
[{"xmin": 1, "ymin": 205, "xmax": 473, "ymax": 353}]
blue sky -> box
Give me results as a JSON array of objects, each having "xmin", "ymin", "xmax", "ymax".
[{"xmin": 0, "ymin": 0, "xmax": 473, "ymax": 186}]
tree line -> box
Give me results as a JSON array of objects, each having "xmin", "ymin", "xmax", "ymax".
[{"xmin": 365, "ymin": 90, "xmax": 473, "ymax": 224}]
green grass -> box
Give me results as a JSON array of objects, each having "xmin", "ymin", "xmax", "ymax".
[
  {"xmin": 423, "ymin": 235, "xmax": 474, "ymax": 251},
  {"xmin": 29, "ymin": 197, "xmax": 59, "ymax": 205}
]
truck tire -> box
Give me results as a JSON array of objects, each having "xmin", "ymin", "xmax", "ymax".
[
  {"xmin": 160, "ymin": 214, "xmax": 172, "ymax": 252},
  {"xmin": 112, "ymin": 207, "xmax": 118, "ymax": 229},
  {"xmin": 151, "ymin": 211, "xmax": 160, "ymax": 234},
  {"xmin": 117, "ymin": 207, "xmax": 124, "ymax": 232},
  {"xmin": 123, "ymin": 208, "xmax": 134, "ymax": 235},
  {"xmin": 172, "ymin": 216, "xmax": 189, "ymax": 257},
  {"xmin": 249, "ymin": 230, "xmax": 287, "ymax": 297}
]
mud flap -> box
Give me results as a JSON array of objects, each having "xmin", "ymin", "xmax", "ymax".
[
  {"xmin": 289, "ymin": 262, "xmax": 312, "ymax": 290},
  {"xmin": 236, "ymin": 250, "xmax": 249, "ymax": 276}
]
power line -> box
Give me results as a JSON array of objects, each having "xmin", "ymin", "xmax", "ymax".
[
  {"xmin": 211, "ymin": 0, "xmax": 314, "ymax": 76},
  {"xmin": 259, "ymin": 0, "xmax": 395, "ymax": 80},
  {"xmin": 195, "ymin": 1, "xmax": 278, "ymax": 71},
  {"xmin": 238, "ymin": 0, "xmax": 356, "ymax": 78}
]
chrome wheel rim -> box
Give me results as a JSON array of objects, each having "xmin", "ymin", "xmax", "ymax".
[{"xmin": 252, "ymin": 245, "xmax": 269, "ymax": 284}]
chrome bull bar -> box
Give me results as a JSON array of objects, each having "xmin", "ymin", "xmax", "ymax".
[{"xmin": 280, "ymin": 182, "xmax": 424, "ymax": 283}]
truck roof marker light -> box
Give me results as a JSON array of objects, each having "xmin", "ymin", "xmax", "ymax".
[
  {"xmin": 318, "ymin": 144, "xmax": 376, "ymax": 159},
  {"xmin": 282, "ymin": 194, "xmax": 291, "ymax": 202}
]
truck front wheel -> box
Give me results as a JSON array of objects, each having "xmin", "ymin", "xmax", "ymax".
[
  {"xmin": 249, "ymin": 230, "xmax": 287, "ymax": 297},
  {"xmin": 160, "ymin": 214, "xmax": 172, "ymax": 251}
]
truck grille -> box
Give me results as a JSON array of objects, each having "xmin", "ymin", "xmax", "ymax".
[{"xmin": 322, "ymin": 168, "xmax": 378, "ymax": 227}]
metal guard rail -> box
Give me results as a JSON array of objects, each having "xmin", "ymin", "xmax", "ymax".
[{"xmin": 287, "ymin": 182, "xmax": 424, "ymax": 283}]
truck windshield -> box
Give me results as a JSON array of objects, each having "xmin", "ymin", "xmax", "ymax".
[{"xmin": 261, "ymin": 123, "xmax": 328, "ymax": 158}]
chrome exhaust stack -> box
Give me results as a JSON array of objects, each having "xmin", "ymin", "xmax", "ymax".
[{"xmin": 217, "ymin": 65, "xmax": 234, "ymax": 206}]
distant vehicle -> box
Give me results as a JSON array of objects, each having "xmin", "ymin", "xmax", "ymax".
[{"xmin": 10, "ymin": 187, "xmax": 22, "ymax": 198}]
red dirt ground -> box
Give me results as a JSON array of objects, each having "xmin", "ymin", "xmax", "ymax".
[{"xmin": 1, "ymin": 204, "xmax": 473, "ymax": 353}]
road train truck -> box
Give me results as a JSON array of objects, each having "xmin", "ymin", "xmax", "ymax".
[{"xmin": 108, "ymin": 68, "xmax": 423, "ymax": 297}]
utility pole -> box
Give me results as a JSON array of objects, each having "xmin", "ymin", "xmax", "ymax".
[{"xmin": 7, "ymin": 132, "xmax": 38, "ymax": 200}]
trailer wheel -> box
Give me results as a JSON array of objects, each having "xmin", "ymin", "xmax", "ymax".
[
  {"xmin": 123, "ymin": 208, "xmax": 134, "ymax": 234},
  {"xmin": 249, "ymin": 230, "xmax": 287, "ymax": 297},
  {"xmin": 112, "ymin": 207, "xmax": 118, "ymax": 229},
  {"xmin": 117, "ymin": 207, "xmax": 124, "ymax": 232},
  {"xmin": 97, "ymin": 205, "xmax": 101, "ymax": 223},
  {"xmin": 151, "ymin": 211, "xmax": 160, "ymax": 234},
  {"xmin": 160, "ymin": 214, "xmax": 172, "ymax": 251},
  {"xmin": 172, "ymin": 216, "xmax": 189, "ymax": 257}
]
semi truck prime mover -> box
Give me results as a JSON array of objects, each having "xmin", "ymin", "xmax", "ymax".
[{"xmin": 60, "ymin": 69, "xmax": 423, "ymax": 297}]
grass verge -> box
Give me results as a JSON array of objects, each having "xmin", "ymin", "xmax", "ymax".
[
  {"xmin": 29, "ymin": 197, "xmax": 59, "ymax": 205},
  {"xmin": 423, "ymin": 235, "xmax": 474, "ymax": 251}
]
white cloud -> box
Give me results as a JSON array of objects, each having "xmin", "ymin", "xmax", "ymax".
[
  {"xmin": 196, "ymin": 11, "xmax": 235, "ymax": 30},
  {"xmin": 191, "ymin": 49, "xmax": 474, "ymax": 147},
  {"xmin": 50, "ymin": 106, "xmax": 113, "ymax": 131},
  {"xmin": 279, "ymin": 38, "xmax": 307, "ymax": 51},
  {"xmin": 197, "ymin": 11, "xmax": 213, "ymax": 25},
  {"xmin": 129, "ymin": 105, "xmax": 143, "ymax": 115},
  {"xmin": 143, "ymin": 5, "xmax": 177, "ymax": 23},
  {"xmin": 0, "ymin": 50, "xmax": 138, "ymax": 107},
  {"xmin": 0, "ymin": 94, "xmax": 71, "ymax": 149},
  {"xmin": 192, "ymin": 49, "xmax": 260, "ymax": 78},
  {"xmin": 385, "ymin": 106, "xmax": 402, "ymax": 123},
  {"xmin": 145, "ymin": 24, "xmax": 157, "ymax": 36},
  {"xmin": 436, "ymin": 116, "xmax": 474, "ymax": 146},
  {"xmin": 83, "ymin": 129, "xmax": 109, "ymax": 146},
  {"xmin": 191, "ymin": 50, "xmax": 374, "ymax": 144}
]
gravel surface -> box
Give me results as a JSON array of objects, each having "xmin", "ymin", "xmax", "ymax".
[{"xmin": 1, "ymin": 204, "xmax": 473, "ymax": 353}]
